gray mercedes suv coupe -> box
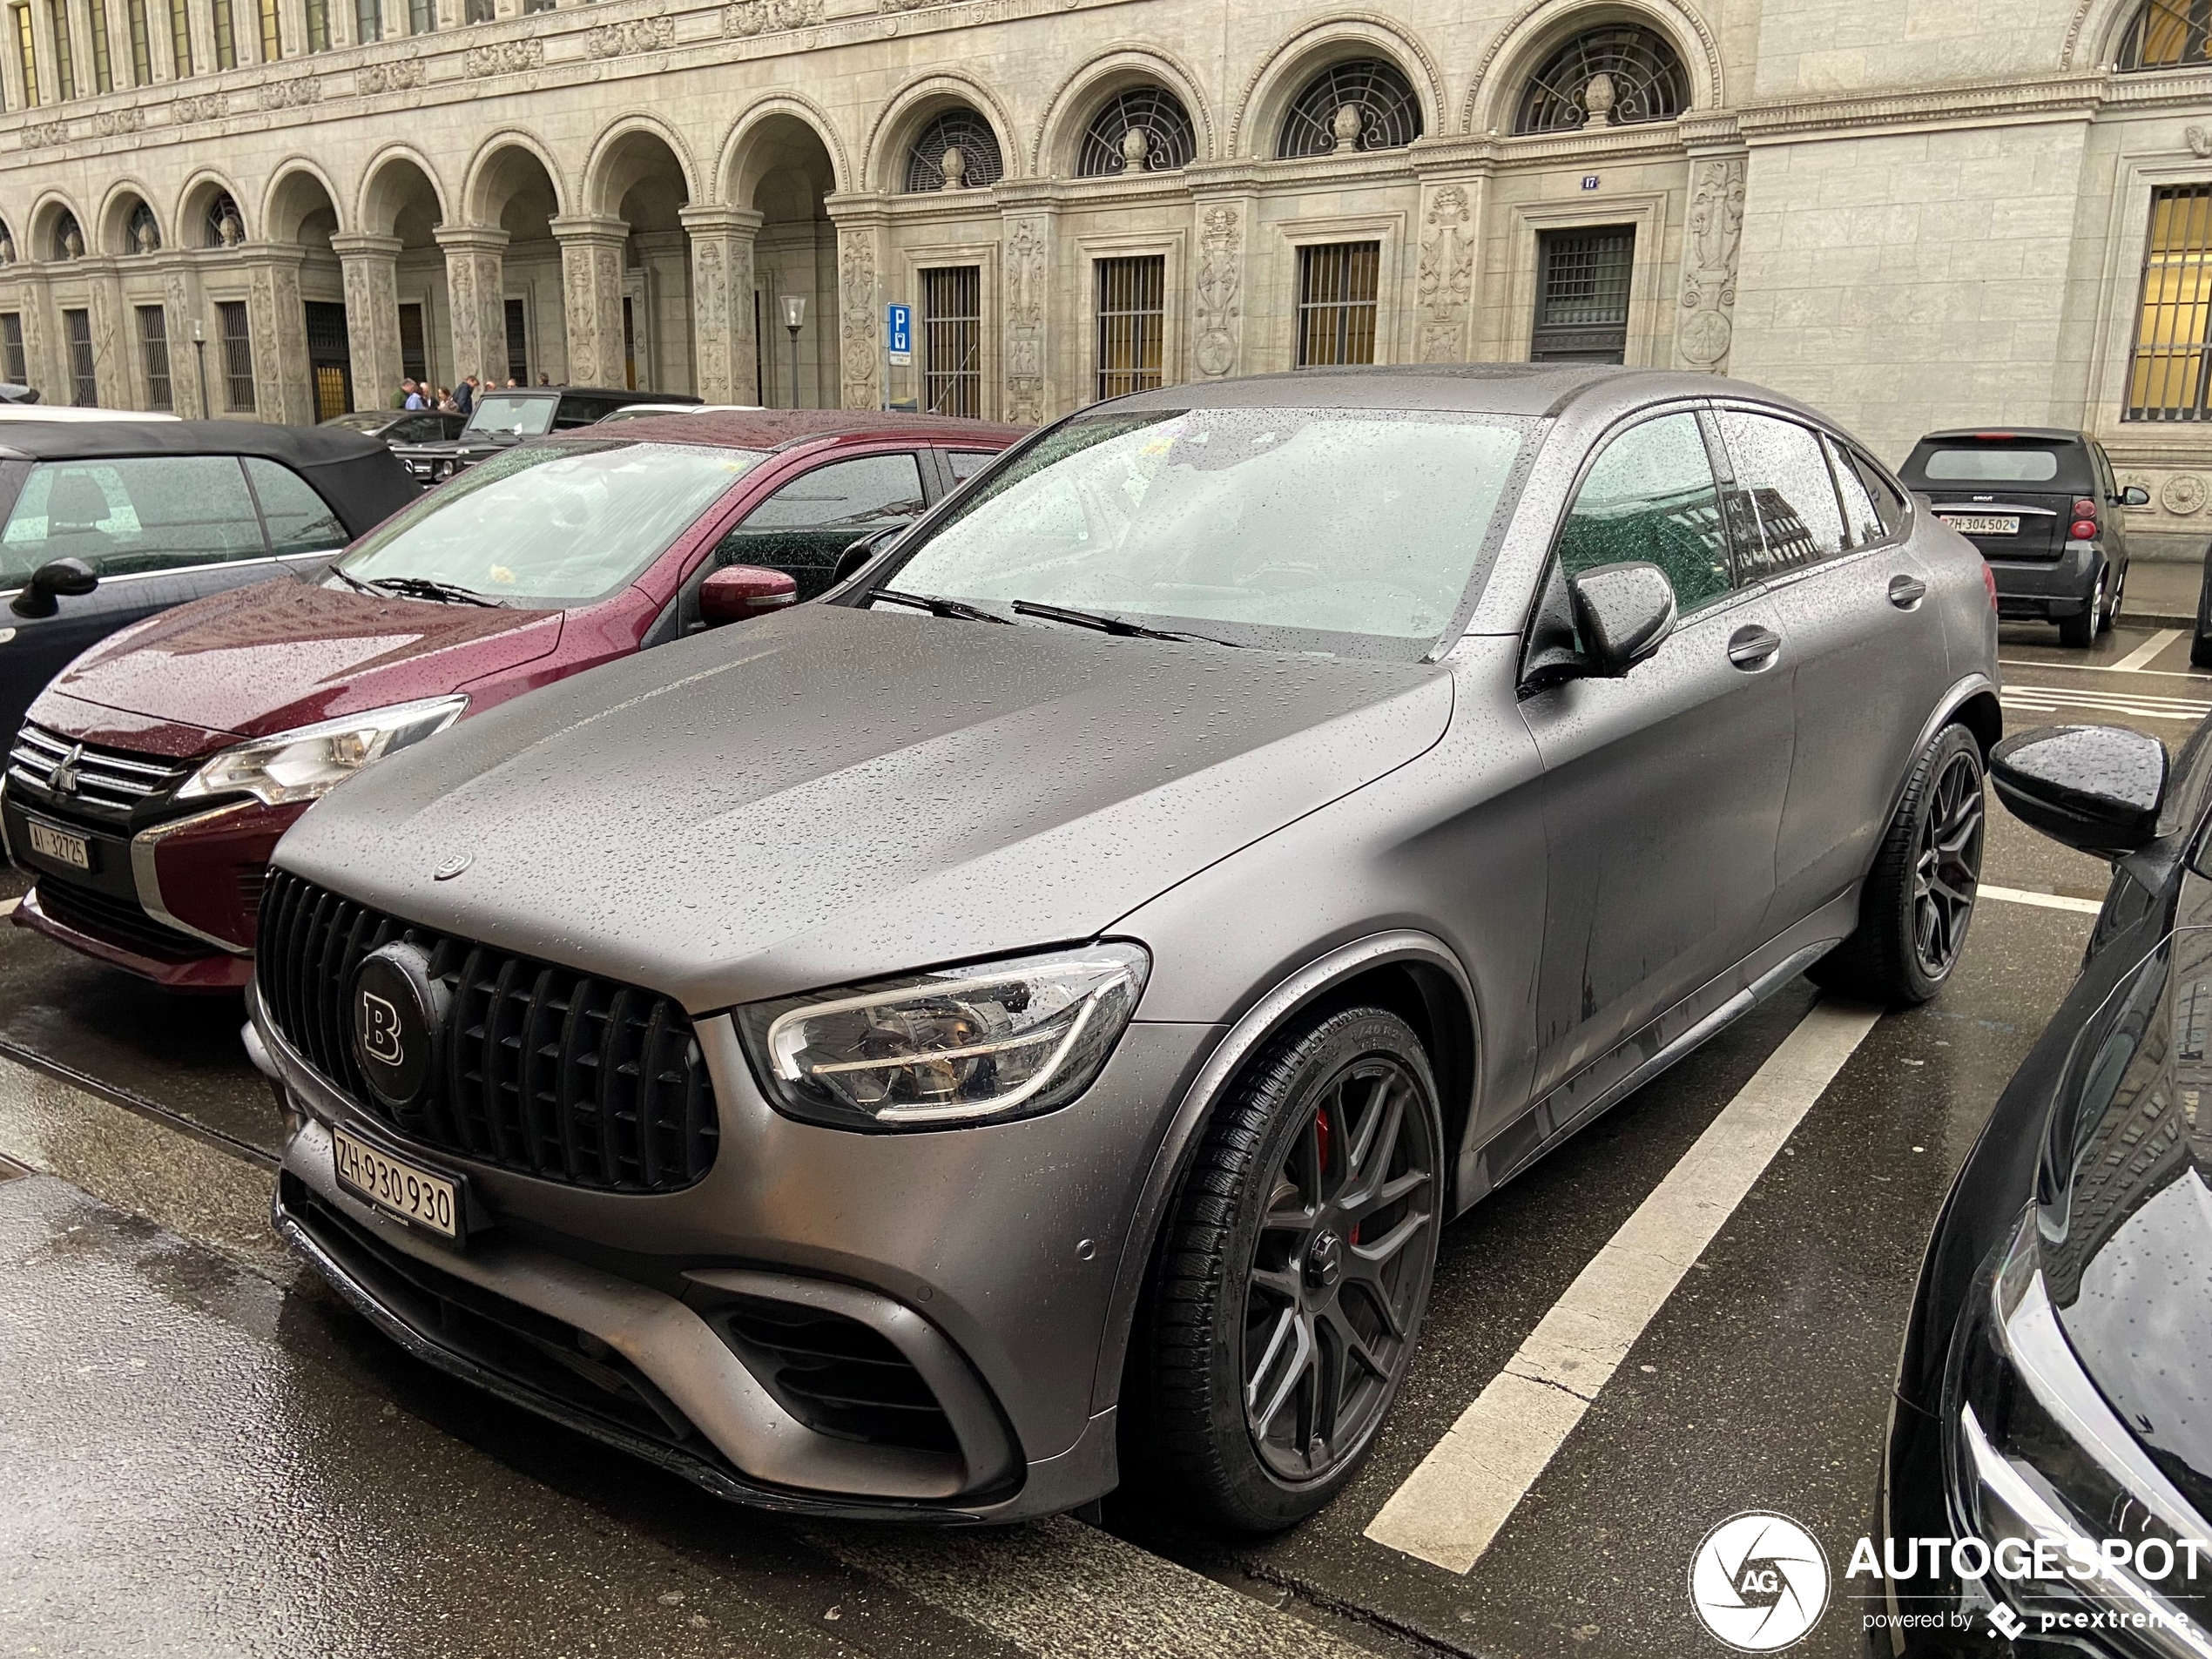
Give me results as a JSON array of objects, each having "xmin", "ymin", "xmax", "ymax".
[{"xmin": 246, "ymin": 364, "xmax": 2001, "ymax": 1530}]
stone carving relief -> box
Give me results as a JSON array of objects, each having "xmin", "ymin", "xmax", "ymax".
[
  {"xmin": 2189, "ymin": 126, "xmax": 2212, "ymax": 160},
  {"xmin": 464, "ymin": 38, "xmax": 543, "ymax": 75},
  {"xmin": 1002, "ymin": 218, "xmax": 1046, "ymax": 424},
  {"xmin": 1193, "ymin": 206, "xmax": 1240, "ymax": 379},
  {"xmin": 876, "ymin": 0, "xmax": 939, "ymax": 12},
  {"xmin": 20, "ymin": 120, "xmax": 69, "ymax": 149},
  {"xmin": 694, "ymin": 241, "xmax": 725, "ymax": 362},
  {"xmin": 587, "ymin": 17, "xmax": 675, "ymax": 57},
  {"xmin": 260, "ymin": 78, "xmax": 321, "ymax": 110},
  {"xmin": 2161, "ymin": 475, "xmax": 2207, "ymax": 516},
  {"xmin": 172, "ymin": 92, "xmax": 228, "ymax": 123},
  {"xmin": 92, "ymin": 109, "xmax": 143, "ymax": 137},
  {"xmin": 358, "ymin": 57, "xmax": 425, "ymax": 93},
  {"xmin": 249, "ymin": 268, "xmax": 280, "ymax": 412},
  {"xmin": 724, "ymin": 0, "xmax": 819, "ymax": 34},
  {"xmin": 839, "ymin": 232, "xmax": 879, "ymax": 409},
  {"xmin": 1677, "ymin": 154, "xmax": 1746, "ymax": 371},
  {"xmin": 1416, "ymin": 185, "xmax": 1474, "ymax": 363}
]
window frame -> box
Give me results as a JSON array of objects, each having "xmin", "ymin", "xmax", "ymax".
[
  {"xmin": 1706, "ymin": 400, "xmax": 1862, "ymax": 586},
  {"xmin": 0, "ymin": 454, "xmax": 280, "ymax": 588}
]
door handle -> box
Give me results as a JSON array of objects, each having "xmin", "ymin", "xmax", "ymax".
[
  {"xmin": 1888, "ymin": 574, "xmax": 1927, "ymax": 609},
  {"xmin": 1727, "ymin": 624, "xmax": 1782, "ymax": 670}
]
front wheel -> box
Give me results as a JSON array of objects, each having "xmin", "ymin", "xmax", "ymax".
[
  {"xmin": 1126, "ymin": 1006, "xmax": 1443, "ymax": 1531},
  {"xmin": 1810, "ymin": 724, "xmax": 1986, "ymax": 1006}
]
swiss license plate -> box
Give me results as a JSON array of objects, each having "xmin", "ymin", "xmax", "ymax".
[
  {"xmin": 333, "ymin": 1125, "xmax": 461, "ymax": 1240},
  {"xmin": 1940, "ymin": 514, "xmax": 2020, "ymax": 536},
  {"xmin": 24, "ymin": 818, "xmax": 90, "ymax": 871}
]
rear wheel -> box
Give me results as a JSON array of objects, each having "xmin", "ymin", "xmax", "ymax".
[
  {"xmin": 1128, "ymin": 1007, "xmax": 1442, "ymax": 1531},
  {"xmin": 2192, "ymin": 550, "xmax": 2212, "ymax": 667},
  {"xmin": 2059, "ymin": 570, "xmax": 2101, "ymax": 649},
  {"xmin": 2098, "ymin": 562, "xmax": 2123, "ymax": 635},
  {"xmin": 1810, "ymin": 725, "xmax": 1986, "ymax": 1006}
]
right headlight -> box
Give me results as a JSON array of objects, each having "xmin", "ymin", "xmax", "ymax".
[{"xmin": 735, "ymin": 942, "xmax": 1149, "ymax": 1131}]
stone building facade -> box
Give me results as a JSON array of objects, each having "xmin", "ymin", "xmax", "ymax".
[{"xmin": 0, "ymin": 0, "xmax": 2210, "ymax": 525}]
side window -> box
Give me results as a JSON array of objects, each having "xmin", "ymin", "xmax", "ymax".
[
  {"xmin": 712, "ymin": 452, "xmax": 927, "ymax": 599},
  {"xmin": 1715, "ymin": 409, "xmax": 1847, "ymax": 581},
  {"xmin": 948, "ymin": 450, "xmax": 995, "ymax": 482},
  {"xmin": 0, "ymin": 455, "xmax": 266, "ymax": 583},
  {"xmin": 1555, "ymin": 412, "xmax": 1730, "ymax": 613},
  {"xmin": 245, "ymin": 457, "xmax": 348, "ymax": 555},
  {"xmin": 1824, "ymin": 434, "xmax": 1885, "ymax": 548},
  {"xmin": 1846, "ymin": 446, "xmax": 1911, "ymax": 539}
]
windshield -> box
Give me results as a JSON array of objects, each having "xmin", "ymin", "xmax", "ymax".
[
  {"xmin": 1919, "ymin": 447, "xmax": 2066, "ymax": 482},
  {"xmin": 883, "ymin": 408, "xmax": 1532, "ymax": 650},
  {"xmin": 336, "ymin": 441, "xmax": 763, "ymax": 606},
  {"xmin": 323, "ymin": 412, "xmax": 392, "ymax": 434},
  {"xmin": 464, "ymin": 395, "xmax": 558, "ymax": 439}
]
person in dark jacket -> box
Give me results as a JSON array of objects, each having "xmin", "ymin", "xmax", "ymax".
[{"xmin": 455, "ymin": 376, "xmax": 475, "ymax": 416}]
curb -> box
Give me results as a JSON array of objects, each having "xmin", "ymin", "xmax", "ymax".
[{"xmin": 2117, "ymin": 611, "xmax": 2198, "ymax": 631}]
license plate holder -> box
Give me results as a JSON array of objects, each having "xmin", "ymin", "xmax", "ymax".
[
  {"xmin": 333, "ymin": 1123, "xmax": 464, "ymax": 1242},
  {"xmin": 23, "ymin": 816, "xmax": 92, "ymax": 873},
  {"xmin": 1940, "ymin": 514, "xmax": 2021, "ymax": 536}
]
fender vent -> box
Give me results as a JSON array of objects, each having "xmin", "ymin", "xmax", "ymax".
[{"xmin": 715, "ymin": 1297, "xmax": 957, "ymax": 1454}]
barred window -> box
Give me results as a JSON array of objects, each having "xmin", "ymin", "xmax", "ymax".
[
  {"xmin": 63, "ymin": 308, "xmax": 95, "ymax": 405},
  {"xmin": 1296, "ymin": 241, "xmax": 1380, "ymax": 367},
  {"xmin": 167, "ymin": 0, "xmax": 189, "ymax": 74},
  {"xmin": 45, "ymin": 0, "xmax": 71, "ymax": 97},
  {"xmin": 504, "ymin": 296, "xmax": 528, "ymax": 384},
  {"xmin": 922, "ymin": 265, "xmax": 982, "ymax": 416},
  {"xmin": 219, "ymin": 299, "xmax": 254, "ymax": 412},
  {"xmin": 1532, "ymin": 226, "xmax": 1635, "ymax": 363},
  {"xmin": 126, "ymin": 200, "xmax": 159, "ymax": 253},
  {"xmin": 2121, "ymin": 0, "xmax": 2212, "ymax": 71},
  {"xmin": 2127, "ymin": 184, "xmax": 2212, "ymax": 421},
  {"xmin": 904, "ymin": 108, "xmax": 1002, "ymax": 192},
  {"xmin": 1078, "ymin": 87, "xmax": 1197, "ymax": 176},
  {"xmin": 1514, "ymin": 24, "xmax": 1688, "ymax": 134},
  {"xmin": 398, "ymin": 301, "xmax": 427, "ymax": 384},
  {"xmin": 50, "ymin": 208, "xmax": 81, "ymax": 260},
  {"xmin": 203, "ymin": 192, "xmax": 242, "ymax": 247},
  {"xmin": 127, "ymin": 0, "xmax": 150, "ymax": 79},
  {"xmin": 1096, "ymin": 255, "xmax": 1164, "ymax": 400},
  {"xmin": 0, "ymin": 313, "xmax": 25, "ymax": 386},
  {"xmin": 1278, "ymin": 59, "xmax": 1422, "ymax": 158},
  {"xmin": 88, "ymin": 0, "xmax": 113, "ymax": 91},
  {"xmin": 137, "ymin": 305, "xmax": 172, "ymax": 410}
]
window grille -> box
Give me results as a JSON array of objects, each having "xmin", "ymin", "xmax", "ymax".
[
  {"xmin": 1532, "ymin": 226, "xmax": 1635, "ymax": 362},
  {"xmin": 1514, "ymin": 25, "xmax": 1688, "ymax": 134},
  {"xmin": 1278, "ymin": 59, "xmax": 1422, "ymax": 158},
  {"xmin": 219, "ymin": 300, "xmax": 254, "ymax": 412},
  {"xmin": 904, "ymin": 109, "xmax": 1002, "ymax": 192},
  {"xmin": 2127, "ymin": 184, "xmax": 2212, "ymax": 421},
  {"xmin": 126, "ymin": 201, "xmax": 159, "ymax": 253},
  {"xmin": 398, "ymin": 302, "xmax": 427, "ymax": 384},
  {"xmin": 138, "ymin": 306, "xmax": 171, "ymax": 410},
  {"xmin": 504, "ymin": 297, "xmax": 528, "ymax": 385},
  {"xmin": 203, "ymin": 192, "xmax": 241, "ymax": 246},
  {"xmin": 1, "ymin": 314, "xmax": 26, "ymax": 385},
  {"xmin": 63, "ymin": 308, "xmax": 95, "ymax": 405},
  {"xmin": 1296, "ymin": 241, "xmax": 1380, "ymax": 367},
  {"xmin": 50, "ymin": 209, "xmax": 80, "ymax": 259},
  {"xmin": 2121, "ymin": 0, "xmax": 2212, "ymax": 70},
  {"xmin": 922, "ymin": 265, "xmax": 982, "ymax": 416},
  {"xmin": 1096, "ymin": 255, "xmax": 1164, "ymax": 399},
  {"xmin": 1078, "ymin": 87, "xmax": 1197, "ymax": 176}
]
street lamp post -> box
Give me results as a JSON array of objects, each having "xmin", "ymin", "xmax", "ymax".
[
  {"xmin": 780, "ymin": 294, "xmax": 806, "ymax": 410},
  {"xmin": 190, "ymin": 319, "xmax": 208, "ymax": 419}
]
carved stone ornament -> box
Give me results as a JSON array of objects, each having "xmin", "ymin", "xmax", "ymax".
[
  {"xmin": 172, "ymin": 91, "xmax": 228, "ymax": 123},
  {"xmin": 1331, "ymin": 103, "xmax": 1363, "ymax": 152},
  {"xmin": 464, "ymin": 37, "xmax": 544, "ymax": 75},
  {"xmin": 1194, "ymin": 205, "xmax": 1241, "ymax": 378},
  {"xmin": 219, "ymin": 210, "xmax": 244, "ymax": 247},
  {"xmin": 723, "ymin": 0, "xmax": 820, "ymax": 34},
  {"xmin": 1121, "ymin": 125, "xmax": 1150, "ymax": 170},
  {"xmin": 875, "ymin": 0, "xmax": 938, "ymax": 13},
  {"xmin": 587, "ymin": 16, "xmax": 675, "ymax": 57},
  {"xmin": 20, "ymin": 119, "xmax": 70, "ymax": 149},
  {"xmin": 260, "ymin": 78, "xmax": 321, "ymax": 111},
  {"xmin": 134, "ymin": 219, "xmax": 159, "ymax": 255},
  {"xmin": 1585, "ymin": 71, "xmax": 1616, "ymax": 127},
  {"xmin": 2161, "ymin": 474, "xmax": 2207, "ymax": 516},
  {"xmin": 1003, "ymin": 218, "xmax": 1046, "ymax": 423},
  {"xmin": 2190, "ymin": 126, "xmax": 2212, "ymax": 160},
  {"xmin": 0, "ymin": 232, "xmax": 16, "ymax": 266},
  {"xmin": 92, "ymin": 108, "xmax": 143, "ymax": 137},
  {"xmin": 1416, "ymin": 185, "xmax": 1474, "ymax": 363},
  {"xmin": 839, "ymin": 233, "xmax": 879, "ymax": 409},
  {"xmin": 61, "ymin": 225, "xmax": 84, "ymax": 260},
  {"xmin": 940, "ymin": 146, "xmax": 967, "ymax": 189},
  {"xmin": 358, "ymin": 56, "xmax": 426, "ymax": 93},
  {"xmin": 1677, "ymin": 154, "xmax": 1747, "ymax": 370}
]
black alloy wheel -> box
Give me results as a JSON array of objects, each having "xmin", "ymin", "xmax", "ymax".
[
  {"xmin": 1912, "ymin": 745, "xmax": 1985, "ymax": 981},
  {"xmin": 1128, "ymin": 1006, "xmax": 1443, "ymax": 1530}
]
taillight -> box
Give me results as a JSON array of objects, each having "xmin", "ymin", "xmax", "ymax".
[
  {"xmin": 1983, "ymin": 563, "xmax": 1999, "ymax": 610},
  {"xmin": 2071, "ymin": 498, "xmax": 2098, "ymax": 541}
]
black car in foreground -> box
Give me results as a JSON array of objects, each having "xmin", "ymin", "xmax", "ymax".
[
  {"xmin": 389, "ymin": 388, "xmax": 699, "ymax": 484},
  {"xmin": 0, "ymin": 420, "xmax": 417, "ymax": 746},
  {"xmin": 1899, "ymin": 428, "xmax": 2148, "ymax": 648},
  {"xmin": 1877, "ymin": 719, "xmax": 2212, "ymax": 1656}
]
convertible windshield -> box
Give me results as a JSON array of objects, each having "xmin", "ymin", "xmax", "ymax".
[
  {"xmin": 336, "ymin": 441, "xmax": 762, "ymax": 606},
  {"xmin": 885, "ymin": 408, "xmax": 1531, "ymax": 647},
  {"xmin": 464, "ymin": 395, "xmax": 558, "ymax": 439}
]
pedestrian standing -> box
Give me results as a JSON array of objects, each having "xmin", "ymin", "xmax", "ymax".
[
  {"xmin": 402, "ymin": 379, "xmax": 427, "ymax": 410},
  {"xmin": 455, "ymin": 375, "xmax": 475, "ymax": 416}
]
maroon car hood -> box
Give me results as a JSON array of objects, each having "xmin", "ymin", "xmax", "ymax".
[{"xmin": 39, "ymin": 578, "xmax": 563, "ymax": 745}]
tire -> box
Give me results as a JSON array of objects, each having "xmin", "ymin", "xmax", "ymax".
[
  {"xmin": 1125, "ymin": 1006, "xmax": 1443, "ymax": 1531},
  {"xmin": 2058, "ymin": 579, "xmax": 2098, "ymax": 649},
  {"xmin": 2097, "ymin": 562, "xmax": 2122, "ymax": 635},
  {"xmin": 2193, "ymin": 552, "xmax": 2212, "ymax": 667},
  {"xmin": 1810, "ymin": 724, "xmax": 1986, "ymax": 1007}
]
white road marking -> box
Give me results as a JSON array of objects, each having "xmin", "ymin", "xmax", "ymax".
[
  {"xmin": 1363, "ymin": 1000, "xmax": 1882, "ymax": 1575},
  {"xmin": 2111, "ymin": 630, "xmax": 2187, "ymax": 673},
  {"xmin": 0, "ymin": 897, "xmax": 14, "ymax": 918},
  {"xmin": 2002, "ymin": 658, "xmax": 2212, "ymax": 681},
  {"xmin": 1979, "ymin": 883, "xmax": 2102, "ymax": 915},
  {"xmin": 2000, "ymin": 683, "xmax": 2212, "ymax": 723}
]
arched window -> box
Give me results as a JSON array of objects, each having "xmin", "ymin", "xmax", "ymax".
[
  {"xmin": 1278, "ymin": 58, "xmax": 1423, "ymax": 158},
  {"xmin": 2121, "ymin": 0, "xmax": 2212, "ymax": 70},
  {"xmin": 904, "ymin": 108, "xmax": 1004, "ymax": 192},
  {"xmin": 51, "ymin": 211, "xmax": 84, "ymax": 260},
  {"xmin": 1514, "ymin": 24, "xmax": 1688, "ymax": 134},
  {"xmin": 203, "ymin": 192, "xmax": 245, "ymax": 247},
  {"xmin": 127, "ymin": 201, "xmax": 161, "ymax": 254},
  {"xmin": 1079, "ymin": 86, "xmax": 1197, "ymax": 175}
]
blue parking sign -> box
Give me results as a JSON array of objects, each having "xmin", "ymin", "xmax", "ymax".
[{"xmin": 887, "ymin": 304, "xmax": 912, "ymax": 354}]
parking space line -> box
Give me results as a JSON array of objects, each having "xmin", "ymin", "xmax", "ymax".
[
  {"xmin": 2000, "ymin": 658, "xmax": 2212, "ymax": 681},
  {"xmin": 1362, "ymin": 1000, "xmax": 1882, "ymax": 1575},
  {"xmin": 1980, "ymin": 883, "xmax": 2102, "ymax": 915},
  {"xmin": 0, "ymin": 897, "xmax": 14, "ymax": 918},
  {"xmin": 2112, "ymin": 630, "xmax": 2185, "ymax": 673},
  {"xmin": 2000, "ymin": 685, "xmax": 2212, "ymax": 722}
]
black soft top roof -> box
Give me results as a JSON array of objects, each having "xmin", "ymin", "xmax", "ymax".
[
  {"xmin": 0, "ymin": 419, "xmax": 420, "ymax": 535},
  {"xmin": 1914, "ymin": 427, "xmax": 2086, "ymax": 445}
]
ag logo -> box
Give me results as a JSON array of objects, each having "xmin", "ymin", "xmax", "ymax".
[
  {"xmin": 1689, "ymin": 1512, "xmax": 1830, "ymax": 1652},
  {"xmin": 349, "ymin": 941, "xmax": 447, "ymax": 1111}
]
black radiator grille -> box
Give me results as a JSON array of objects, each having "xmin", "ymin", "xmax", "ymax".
[{"xmin": 257, "ymin": 870, "xmax": 718, "ymax": 1193}]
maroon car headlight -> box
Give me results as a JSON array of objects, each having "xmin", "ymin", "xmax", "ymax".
[
  {"xmin": 175, "ymin": 695, "xmax": 468, "ymax": 807},
  {"xmin": 736, "ymin": 942, "xmax": 1150, "ymax": 1130}
]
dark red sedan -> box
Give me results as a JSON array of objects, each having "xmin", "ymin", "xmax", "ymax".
[{"xmin": 2, "ymin": 410, "xmax": 1022, "ymax": 988}]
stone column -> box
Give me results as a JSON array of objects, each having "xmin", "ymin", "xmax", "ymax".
[
  {"xmin": 831, "ymin": 212, "xmax": 882, "ymax": 411},
  {"xmin": 246, "ymin": 246, "xmax": 313, "ymax": 423},
  {"xmin": 998, "ymin": 208, "xmax": 1050, "ymax": 424},
  {"xmin": 680, "ymin": 206, "xmax": 760, "ymax": 407},
  {"xmin": 152, "ymin": 254, "xmax": 204, "ymax": 416},
  {"xmin": 435, "ymin": 225, "xmax": 508, "ymax": 389},
  {"xmin": 1190, "ymin": 195, "xmax": 1250, "ymax": 381},
  {"xmin": 550, "ymin": 214, "xmax": 626, "ymax": 390},
  {"xmin": 333, "ymin": 233, "xmax": 403, "ymax": 415},
  {"xmin": 14, "ymin": 270, "xmax": 53, "ymax": 401},
  {"xmin": 1675, "ymin": 149, "xmax": 1748, "ymax": 374},
  {"xmin": 86, "ymin": 266, "xmax": 128, "ymax": 408},
  {"xmin": 1413, "ymin": 174, "xmax": 1483, "ymax": 364}
]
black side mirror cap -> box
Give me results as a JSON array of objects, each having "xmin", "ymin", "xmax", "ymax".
[
  {"xmin": 2122, "ymin": 485, "xmax": 2152, "ymax": 508},
  {"xmin": 9, "ymin": 556, "xmax": 98, "ymax": 618},
  {"xmin": 1990, "ymin": 724, "xmax": 2167, "ymax": 856},
  {"xmin": 833, "ymin": 523, "xmax": 908, "ymax": 587},
  {"xmin": 1568, "ymin": 562, "xmax": 1677, "ymax": 678}
]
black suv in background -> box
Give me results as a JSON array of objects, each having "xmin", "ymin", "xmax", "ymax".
[
  {"xmin": 1898, "ymin": 427, "xmax": 2148, "ymax": 647},
  {"xmin": 388, "ymin": 388, "xmax": 700, "ymax": 485}
]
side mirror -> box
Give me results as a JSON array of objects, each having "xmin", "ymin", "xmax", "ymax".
[
  {"xmin": 832, "ymin": 523, "xmax": 907, "ymax": 587},
  {"xmin": 1990, "ymin": 724, "xmax": 2167, "ymax": 856},
  {"xmin": 9, "ymin": 556, "xmax": 98, "ymax": 618},
  {"xmin": 1568, "ymin": 562, "xmax": 1676, "ymax": 678},
  {"xmin": 699, "ymin": 563, "xmax": 799, "ymax": 625},
  {"xmin": 2122, "ymin": 485, "xmax": 2152, "ymax": 508}
]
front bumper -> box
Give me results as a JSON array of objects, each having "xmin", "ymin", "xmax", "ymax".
[
  {"xmin": 253, "ymin": 984, "xmax": 1219, "ymax": 1521},
  {"xmin": 1987, "ymin": 544, "xmax": 2107, "ymax": 622}
]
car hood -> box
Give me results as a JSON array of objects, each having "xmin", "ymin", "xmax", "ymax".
[
  {"xmin": 395, "ymin": 433, "xmax": 520, "ymax": 455},
  {"xmin": 41, "ymin": 577, "xmax": 563, "ymax": 745},
  {"xmin": 273, "ymin": 604, "xmax": 1453, "ymax": 1010}
]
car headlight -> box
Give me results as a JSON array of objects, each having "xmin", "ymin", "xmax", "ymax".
[
  {"xmin": 735, "ymin": 942, "xmax": 1150, "ymax": 1130},
  {"xmin": 1946, "ymin": 1210, "xmax": 2212, "ymax": 1652},
  {"xmin": 175, "ymin": 695, "xmax": 467, "ymax": 807}
]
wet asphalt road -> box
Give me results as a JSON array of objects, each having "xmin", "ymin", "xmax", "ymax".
[{"xmin": 0, "ymin": 618, "xmax": 2199, "ymax": 1659}]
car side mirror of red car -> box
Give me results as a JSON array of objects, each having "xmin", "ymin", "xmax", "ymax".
[{"xmin": 699, "ymin": 563, "xmax": 799, "ymax": 625}]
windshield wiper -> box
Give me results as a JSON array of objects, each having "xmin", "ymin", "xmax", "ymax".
[
  {"xmin": 365, "ymin": 575, "xmax": 502, "ymax": 608},
  {"xmin": 870, "ymin": 589, "xmax": 1012, "ymax": 624},
  {"xmin": 327, "ymin": 565, "xmax": 377, "ymax": 596},
  {"xmin": 1011, "ymin": 599, "xmax": 1243, "ymax": 648}
]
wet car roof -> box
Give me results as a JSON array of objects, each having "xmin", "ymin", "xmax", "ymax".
[
  {"xmin": 547, "ymin": 408, "xmax": 1030, "ymax": 451},
  {"xmin": 1099, "ymin": 362, "xmax": 1820, "ymax": 421}
]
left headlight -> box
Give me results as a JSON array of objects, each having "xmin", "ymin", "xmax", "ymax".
[
  {"xmin": 735, "ymin": 942, "xmax": 1150, "ymax": 1130},
  {"xmin": 175, "ymin": 695, "xmax": 467, "ymax": 807}
]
